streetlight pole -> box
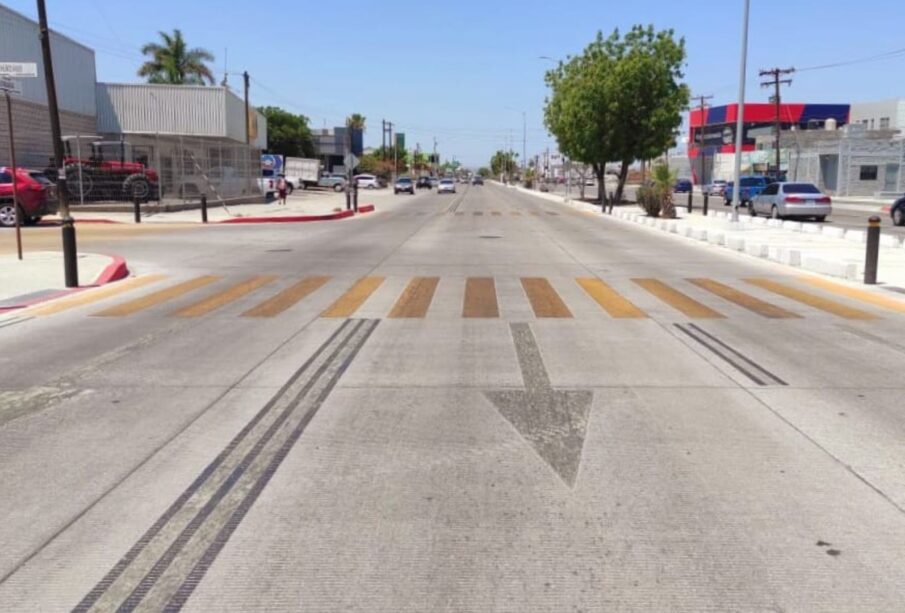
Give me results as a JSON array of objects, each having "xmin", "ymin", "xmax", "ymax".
[{"xmin": 730, "ymin": 0, "xmax": 751, "ymax": 223}]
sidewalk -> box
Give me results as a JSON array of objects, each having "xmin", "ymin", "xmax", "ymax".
[
  {"xmin": 511, "ymin": 184, "xmax": 905, "ymax": 287},
  {"xmin": 45, "ymin": 188, "xmax": 383, "ymax": 224},
  {"xmin": 0, "ymin": 251, "xmax": 124, "ymax": 310}
]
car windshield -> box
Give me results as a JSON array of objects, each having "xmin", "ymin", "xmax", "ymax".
[
  {"xmin": 397, "ymin": 178, "xmax": 412, "ymax": 183},
  {"xmin": 783, "ymin": 183, "xmax": 822, "ymax": 194},
  {"xmin": 740, "ymin": 177, "xmax": 764, "ymax": 187},
  {"xmin": 28, "ymin": 172, "xmax": 54, "ymax": 186}
]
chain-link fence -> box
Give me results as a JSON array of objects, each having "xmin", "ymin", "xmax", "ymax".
[{"xmin": 48, "ymin": 134, "xmax": 264, "ymax": 206}]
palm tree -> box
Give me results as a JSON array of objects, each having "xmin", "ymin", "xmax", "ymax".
[
  {"xmin": 345, "ymin": 114, "xmax": 366, "ymax": 131},
  {"xmin": 138, "ymin": 30, "xmax": 215, "ymax": 85}
]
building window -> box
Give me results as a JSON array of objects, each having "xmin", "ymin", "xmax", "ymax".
[
  {"xmin": 880, "ymin": 117, "xmax": 891, "ymax": 129},
  {"xmin": 860, "ymin": 165, "xmax": 878, "ymax": 181}
]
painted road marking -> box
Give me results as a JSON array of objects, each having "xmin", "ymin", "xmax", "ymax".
[
  {"xmin": 174, "ymin": 276, "xmax": 278, "ymax": 317},
  {"xmin": 632, "ymin": 278, "xmax": 724, "ymax": 319},
  {"xmin": 241, "ymin": 276, "xmax": 330, "ymax": 318},
  {"xmin": 321, "ymin": 277, "xmax": 385, "ymax": 318},
  {"xmin": 745, "ymin": 278, "xmax": 878, "ymax": 320},
  {"xmin": 688, "ymin": 278, "xmax": 800, "ymax": 319},
  {"xmin": 577, "ymin": 278, "xmax": 647, "ymax": 318},
  {"xmin": 521, "ymin": 277, "xmax": 572, "ymax": 318},
  {"xmin": 94, "ymin": 276, "xmax": 220, "ymax": 317},
  {"xmin": 510, "ymin": 211, "xmax": 522, "ymax": 216},
  {"xmin": 455, "ymin": 212, "xmax": 465, "ymax": 216},
  {"xmin": 29, "ymin": 274, "xmax": 167, "ymax": 316},
  {"xmin": 798, "ymin": 276, "xmax": 905, "ymax": 314},
  {"xmin": 463, "ymin": 277, "xmax": 500, "ymax": 318},
  {"xmin": 491, "ymin": 211, "xmax": 502, "ymax": 216},
  {"xmin": 473, "ymin": 211, "xmax": 484, "ymax": 216},
  {"xmin": 388, "ymin": 277, "xmax": 440, "ymax": 318}
]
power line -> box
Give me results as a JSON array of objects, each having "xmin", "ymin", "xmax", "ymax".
[
  {"xmin": 796, "ymin": 46, "xmax": 905, "ymax": 73},
  {"xmin": 759, "ymin": 67, "xmax": 794, "ymax": 176}
]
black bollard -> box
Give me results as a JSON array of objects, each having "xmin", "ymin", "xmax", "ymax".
[
  {"xmin": 864, "ymin": 216, "xmax": 881, "ymax": 284},
  {"xmin": 609, "ymin": 191, "xmax": 615, "ymax": 214},
  {"xmin": 703, "ymin": 192, "xmax": 709, "ymax": 216},
  {"xmin": 201, "ymin": 194, "xmax": 208, "ymax": 223},
  {"xmin": 687, "ymin": 190, "xmax": 693, "ymax": 213},
  {"xmin": 133, "ymin": 191, "xmax": 141, "ymax": 224}
]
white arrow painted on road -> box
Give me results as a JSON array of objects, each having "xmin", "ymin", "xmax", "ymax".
[{"xmin": 484, "ymin": 323, "xmax": 593, "ymax": 487}]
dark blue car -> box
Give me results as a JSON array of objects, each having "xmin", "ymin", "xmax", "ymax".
[{"xmin": 674, "ymin": 179, "xmax": 693, "ymax": 193}]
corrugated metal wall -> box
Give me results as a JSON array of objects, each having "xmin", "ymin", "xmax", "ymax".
[
  {"xmin": 97, "ymin": 83, "xmax": 266, "ymax": 147},
  {"xmin": 0, "ymin": 5, "xmax": 97, "ymax": 117}
]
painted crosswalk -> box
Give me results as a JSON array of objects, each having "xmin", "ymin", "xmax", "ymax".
[{"xmin": 14, "ymin": 272, "xmax": 903, "ymax": 323}]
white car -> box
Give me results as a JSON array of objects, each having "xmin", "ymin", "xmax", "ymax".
[
  {"xmin": 750, "ymin": 182, "xmax": 832, "ymax": 221},
  {"xmin": 438, "ymin": 178, "xmax": 456, "ymax": 194},
  {"xmin": 354, "ymin": 174, "xmax": 381, "ymax": 189}
]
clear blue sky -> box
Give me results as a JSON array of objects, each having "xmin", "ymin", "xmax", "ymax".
[{"xmin": 6, "ymin": 0, "xmax": 905, "ymax": 167}]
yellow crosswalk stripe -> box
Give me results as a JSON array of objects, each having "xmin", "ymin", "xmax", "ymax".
[
  {"xmin": 577, "ymin": 278, "xmax": 647, "ymax": 318},
  {"xmin": 389, "ymin": 277, "xmax": 440, "ymax": 318},
  {"xmin": 241, "ymin": 276, "xmax": 329, "ymax": 318},
  {"xmin": 321, "ymin": 277, "xmax": 384, "ymax": 318},
  {"xmin": 521, "ymin": 277, "xmax": 572, "ymax": 318},
  {"xmin": 473, "ymin": 211, "xmax": 484, "ymax": 216},
  {"xmin": 798, "ymin": 275, "xmax": 905, "ymax": 314},
  {"xmin": 94, "ymin": 275, "xmax": 221, "ymax": 317},
  {"xmin": 463, "ymin": 277, "xmax": 499, "ymax": 318},
  {"xmin": 491, "ymin": 211, "xmax": 502, "ymax": 216},
  {"xmin": 745, "ymin": 278, "xmax": 878, "ymax": 320},
  {"xmin": 174, "ymin": 276, "xmax": 278, "ymax": 317},
  {"xmin": 510, "ymin": 212, "xmax": 522, "ymax": 217},
  {"xmin": 29, "ymin": 274, "xmax": 167, "ymax": 316},
  {"xmin": 689, "ymin": 278, "xmax": 800, "ymax": 319},
  {"xmin": 632, "ymin": 279, "xmax": 724, "ymax": 319}
]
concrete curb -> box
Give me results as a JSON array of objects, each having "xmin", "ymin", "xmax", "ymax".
[
  {"xmin": 92, "ymin": 256, "xmax": 129, "ymax": 285},
  {"xmin": 217, "ymin": 210, "xmax": 355, "ymax": 224}
]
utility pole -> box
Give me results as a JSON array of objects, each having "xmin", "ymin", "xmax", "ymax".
[
  {"xmin": 243, "ymin": 70, "xmax": 252, "ymax": 196},
  {"xmin": 381, "ymin": 119, "xmax": 386, "ymax": 158},
  {"xmin": 521, "ymin": 111, "xmax": 526, "ymax": 175},
  {"xmin": 730, "ymin": 0, "xmax": 751, "ymax": 223},
  {"xmin": 37, "ymin": 0, "xmax": 77, "ymax": 286},
  {"xmin": 432, "ymin": 137, "xmax": 438, "ymax": 176},
  {"xmin": 759, "ymin": 67, "xmax": 794, "ymax": 179},
  {"xmin": 692, "ymin": 94, "xmax": 714, "ymax": 188}
]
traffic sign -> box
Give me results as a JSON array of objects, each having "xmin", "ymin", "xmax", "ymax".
[
  {"xmin": 0, "ymin": 62, "xmax": 38, "ymax": 78},
  {"xmin": 0, "ymin": 76, "xmax": 22, "ymax": 96},
  {"xmin": 344, "ymin": 153, "xmax": 360, "ymax": 169}
]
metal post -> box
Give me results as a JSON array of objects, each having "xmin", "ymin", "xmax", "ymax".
[
  {"xmin": 6, "ymin": 90, "xmax": 23, "ymax": 260},
  {"xmin": 609, "ymin": 191, "xmax": 615, "ymax": 214},
  {"xmin": 37, "ymin": 0, "xmax": 77, "ymax": 286},
  {"xmin": 731, "ymin": 0, "xmax": 751, "ymax": 223},
  {"xmin": 353, "ymin": 181, "xmax": 359, "ymax": 213},
  {"xmin": 703, "ymin": 192, "xmax": 709, "ymax": 216},
  {"xmin": 864, "ymin": 216, "xmax": 881, "ymax": 284},
  {"xmin": 201, "ymin": 194, "xmax": 208, "ymax": 223},
  {"xmin": 687, "ymin": 190, "xmax": 693, "ymax": 213},
  {"xmin": 133, "ymin": 190, "xmax": 141, "ymax": 223}
]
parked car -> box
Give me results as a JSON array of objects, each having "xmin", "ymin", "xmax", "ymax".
[
  {"xmin": 257, "ymin": 176, "xmax": 276, "ymax": 199},
  {"xmin": 750, "ymin": 182, "xmax": 832, "ymax": 221},
  {"xmin": 394, "ymin": 176, "xmax": 415, "ymax": 195},
  {"xmin": 318, "ymin": 172, "xmax": 347, "ymax": 192},
  {"xmin": 416, "ymin": 176, "xmax": 432, "ymax": 189},
  {"xmin": 707, "ymin": 180, "xmax": 727, "ymax": 196},
  {"xmin": 430, "ymin": 177, "xmax": 440, "ymax": 188},
  {"xmin": 354, "ymin": 174, "xmax": 381, "ymax": 189},
  {"xmin": 438, "ymin": 178, "xmax": 456, "ymax": 194},
  {"xmin": 888, "ymin": 194, "xmax": 905, "ymax": 226},
  {"xmin": 674, "ymin": 179, "xmax": 693, "ymax": 193},
  {"xmin": 0, "ymin": 167, "xmax": 58, "ymax": 227},
  {"xmin": 471, "ymin": 176, "xmax": 484, "ymax": 185},
  {"xmin": 724, "ymin": 175, "xmax": 769, "ymax": 206}
]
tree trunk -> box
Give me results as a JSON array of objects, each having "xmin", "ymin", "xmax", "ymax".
[
  {"xmin": 615, "ymin": 160, "xmax": 630, "ymax": 204},
  {"xmin": 594, "ymin": 165, "xmax": 606, "ymax": 206}
]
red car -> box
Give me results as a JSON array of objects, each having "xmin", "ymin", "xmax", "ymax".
[{"xmin": 0, "ymin": 167, "xmax": 58, "ymax": 228}]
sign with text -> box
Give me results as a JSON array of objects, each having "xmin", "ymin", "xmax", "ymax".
[
  {"xmin": 0, "ymin": 76, "xmax": 22, "ymax": 95},
  {"xmin": 0, "ymin": 62, "xmax": 38, "ymax": 78}
]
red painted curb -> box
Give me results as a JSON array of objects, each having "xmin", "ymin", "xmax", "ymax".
[
  {"xmin": 92, "ymin": 256, "xmax": 129, "ymax": 285},
  {"xmin": 358, "ymin": 204, "xmax": 375, "ymax": 213},
  {"xmin": 217, "ymin": 209, "xmax": 356, "ymax": 224}
]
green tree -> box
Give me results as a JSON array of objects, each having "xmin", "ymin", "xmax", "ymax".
[
  {"xmin": 346, "ymin": 114, "xmax": 367, "ymax": 131},
  {"xmin": 477, "ymin": 167, "xmax": 491, "ymax": 178},
  {"xmin": 258, "ymin": 106, "xmax": 315, "ymax": 158},
  {"xmin": 138, "ymin": 29, "xmax": 215, "ymax": 85},
  {"xmin": 544, "ymin": 26, "xmax": 688, "ymax": 204},
  {"xmin": 490, "ymin": 150, "xmax": 518, "ymax": 178}
]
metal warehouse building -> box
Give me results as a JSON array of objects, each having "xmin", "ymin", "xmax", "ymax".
[{"xmin": 0, "ymin": 4, "xmax": 97, "ymax": 168}]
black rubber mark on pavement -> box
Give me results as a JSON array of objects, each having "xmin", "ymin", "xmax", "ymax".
[
  {"xmin": 74, "ymin": 318, "xmax": 378, "ymax": 612},
  {"xmin": 674, "ymin": 323, "xmax": 787, "ymax": 387}
]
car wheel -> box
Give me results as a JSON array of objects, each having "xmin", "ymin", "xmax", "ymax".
[
  {"xmin": 23, "ymin": 215, "xmax": 41, "ymax": 226},
  {"xmin": 771, "ymin": 205, "xmax": 781, "ymax": 220},
  {"xmin": 334, "ymin": 184, "xmax": 344, "ymax": 192},
  {"xmin": 123, "ymin": 174, "xmax": 151, "ymax": 201},
  {"xmin": 814, "ymin": 216, "xmax": 826, "ymax": 223},
  {"xmin": 0, "ymin": 202, "xmax": 18, "ymax": 228},
  {"xmin": 749, "ymin": 204, "xmax": 756, "ymax": 217},
  {"xmin": 367, "ymin": 184, "xmax": 375, "ymax": 190},
  {"xmin": 894, "ymin": 207, "xmax": 905, "ymax": 226},
  {"xmin": 286, "ymin": 184, "xmax": 294, "ymax": 196}
]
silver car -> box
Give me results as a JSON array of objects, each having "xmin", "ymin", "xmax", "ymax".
[
  {"xmin": 438, "ymin": 178, "xmax": 456, "ymax": 194},
  {"xmin": 750, "ymin": 182, "xmax": 832, "ymax": 221}
]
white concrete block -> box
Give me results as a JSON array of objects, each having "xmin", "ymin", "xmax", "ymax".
[
  {"xmin": 802, "ymin": 224, "xmax": 823, "ymax": 234},
  {"xmin": 749, "ymin": 217, "xmax": 767, "ymax": 226},
  {"xmin": 683, "ymin": 225, "xmax": 695, "ymax": 238},
  {"xmin": 707, "ymin": 231, "xmax": 726, "ymax": 246},
  {"xmin": 658, "ymin": 220, "xmax": 670, "ymax": 231},
  {"xmin": 766, "ymin": 219, "xmax": 783, "ymax": 228},
  {"xmin": 691, "ymin": 229, "xmax": 708, "ymax": 241},
  {"xmin": 726, "ymin": 236, "xmax": 746, "ymax": 251},
  {"xmin": 667, "ymin": 221, "xmax": 679, "ymax": 233},
  {"xmin": 782, "ymin": 221, "xmax": 804, "ymax": 232},
  {"xmin": 801, "ymin": 256, "xmax": 860, "ymax": 280},
  {"xmin": 821, "ymin": 226, "xmax": 846, "ymax": 239},
  {"xmin": 745, "ymin": 242, "xmax": 768, "ymax": 258},
  {"xmin": 880, "ymin": 234, "xmax": 901, "ymax": 248},
  {"xmin": 845, "ymin": 229, "xmax": 867, "ymax": 244},
  {"xmin": 768, "ymin": 247, "xmax": 801, "ymax": 267}
]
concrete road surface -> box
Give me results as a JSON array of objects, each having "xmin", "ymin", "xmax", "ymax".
[{"xmin": 2, "ymin": 182, "xmax": 905, "ymax": 611}]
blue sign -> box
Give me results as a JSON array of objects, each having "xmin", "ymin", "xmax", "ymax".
[{"xmin": 261, "ymin": 154, "xmax": 284, "ymax": 173}]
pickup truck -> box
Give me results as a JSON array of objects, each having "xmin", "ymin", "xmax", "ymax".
[
  {"xmin": 317, "ymin": 173, "xmax": 347, "ymax": 192},
  {"xmin": 724, "ymin": 176, "xmax": 770, "ymax": 206}
]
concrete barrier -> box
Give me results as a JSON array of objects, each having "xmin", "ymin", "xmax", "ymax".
[
  {"xmin": 822, "ymin": 226, "xmax": 846, "ymax": 239},
  {"xmin": 691, "ymin": 229, "xmax": 708, "ymax": 241},
  {"xmin": 845, "ymin": 229, "xmax": 867, "ymax": 244},
  {"xmin": 768, "ymin": 247, "xmax": 801, "ymax": 267},
  {"xmin": 707, "ymin": 231, "xmax": 726, "ymax": 246},
  {"xmin": 726, "ymin": 236, "xmax": 746, "ymax": 251},
  {"xmin": 667, "ymin": 221, "xmax": 679, "ymax": 233},
  {"xmin": 782, "ymin": 221, "xmax": 804, "ymax": 232},
  {"xmin": 880, "ymin": 234, "xmax": 901, "ymax": 248},
  {"xmin": 801, "ymin": 256, "xmax": 860, "ymax": 280},
  {"xmin": 746, "ymin": 242, "xmax": 768, "ymax": 258},
  {"xmin": 802, "ymin": 224, "xmax": 823, "ymax": 234}
]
